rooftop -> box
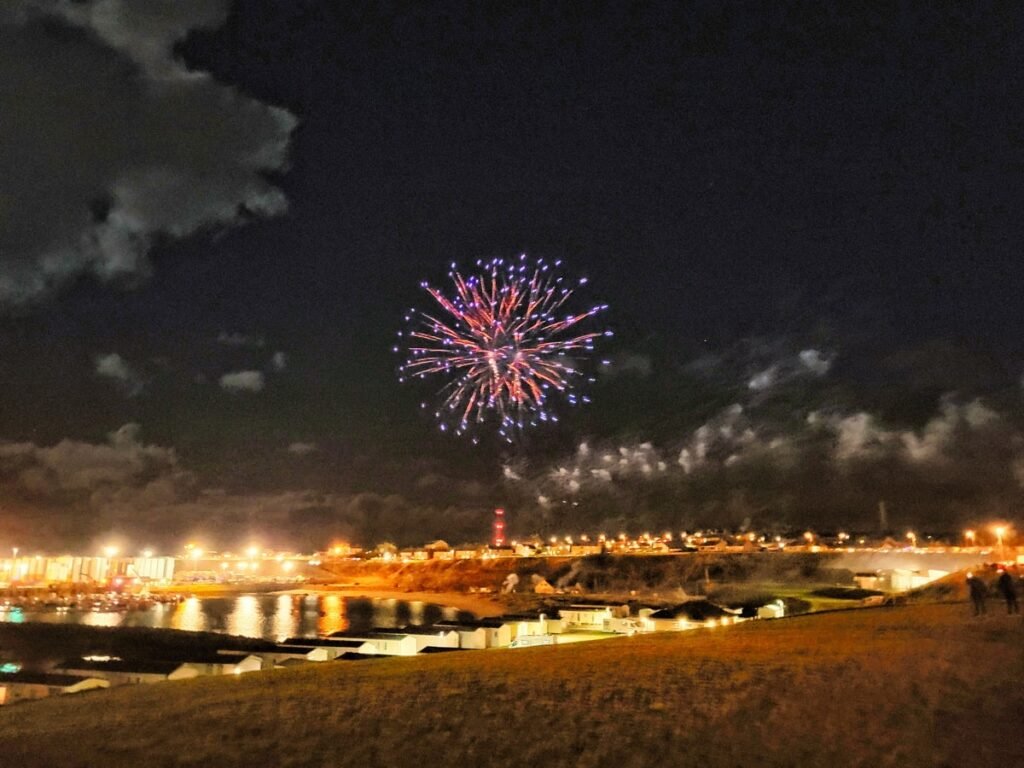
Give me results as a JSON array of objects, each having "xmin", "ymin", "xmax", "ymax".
[
  {"xmin": 0, "ymin": 671, "xmax": 102, "ymax": 687},
  {"xmin": 58, "ymin": 658, "xmax": 186, "ymax": 675},
  {"xmin": 281, "ymin": 637, "xmax": 371, "ymax": 649}
]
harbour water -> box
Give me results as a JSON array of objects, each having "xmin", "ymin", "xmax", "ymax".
[{"xmin": 0, "ymin": 593, "xmax": 467, "ymax": 641}]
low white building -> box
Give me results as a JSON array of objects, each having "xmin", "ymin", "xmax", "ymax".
[
  {"xmin": 559, "ymin": 604, "xmax": 631, "ymax": 630},
  {"xmin": 642, "ymin": 601, "xmax": 742, "ymax": 632},
  {"xmin": 368, "ymin": 627, "xmax": 461, "ymax": 653},
  {"xmin": 327, "ymin": 627, "xmax": 460, "ymax": 656},
  {"xmin": 853, "ymin": 571, "xmax": 885, "ymax": 591},
  {"xmin": 756, "ymin": 600, "xmax": 785, "ymax": 620},
  {"xmin": 0, "ymin": 672, "xmax": 109, "ymax": 705},
  {"xmin": 891, "ymin": 568, "xmax": 949, "ymax": 591},
  {"xmin": 57, "ymin": 658, "xmax": 200, "ymax": 685},
  {"xmin": 502, "ymin": 614, "xmax": 562, "ymax": 639},
  {"xmin": 436, "ymin": 618, "xmax": 516, "ymax": 649},
  {"xmin": 278, "ymin": 638, "xmax": 376, "ymax": 661},
  {"xmin": 173, "ymin": 652, "xmax": 263, "ymax": 676},
  {"xmin": 436, "ymin": 623, "xmax": 488, "ymax": 650}
]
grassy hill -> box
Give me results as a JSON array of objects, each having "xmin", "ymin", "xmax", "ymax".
[{"xmin": 0, "ymin": 602, "xmax": 1020, "ymax": 768}]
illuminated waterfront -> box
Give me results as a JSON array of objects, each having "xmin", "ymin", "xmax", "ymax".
[{"xmin": 0, "ymin": 594, "xmax": 464, "ymax": 641}]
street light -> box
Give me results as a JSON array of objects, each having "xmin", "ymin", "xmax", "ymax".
[
  {"xmin": 993, "ymin": 525, "xmax": 1007, "ymax": 556},
  {"xmin": 964, "ymin": 529, "xmax": 976, "ymax": 547},
  {"xmin": 103, "ymin": 545, "xmax": 118, "ymax": 558},
  {"xmin": 906, "ymin": 531, "xmax": 917, "ymax": 549}
]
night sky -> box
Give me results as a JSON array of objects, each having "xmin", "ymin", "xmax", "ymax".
[{"xmin": 1, "ymin": 1, "xmax": 1022, "ymax": 551}]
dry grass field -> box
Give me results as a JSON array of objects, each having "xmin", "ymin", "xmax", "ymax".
[{"xmin": 0, "ymin": 602, "xmax": 1020, "ymax": 768}]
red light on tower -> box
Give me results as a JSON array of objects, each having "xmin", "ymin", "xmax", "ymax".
[{"xmin": 493, "ymin": 508, "xmax": 506, "ymax": 547}]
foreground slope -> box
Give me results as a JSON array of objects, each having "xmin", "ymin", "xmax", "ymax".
[{"xmin": 0, "ymin": 603, "xmax": 1020, "ymax": 768}]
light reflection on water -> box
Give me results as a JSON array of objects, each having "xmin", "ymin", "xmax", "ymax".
[
  {"xmin": 0, "ymin": 594, "xmax": 463, "ymax": 641},
  {"xmin": 229, "ymin": 595, "xmax": 263, "ymax": 638}
]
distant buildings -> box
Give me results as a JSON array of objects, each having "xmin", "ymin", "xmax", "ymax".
[{"xmin": 0, "ymin": 555, "xmax": 175, "ymax": 586}]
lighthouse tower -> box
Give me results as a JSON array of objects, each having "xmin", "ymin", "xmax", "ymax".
[{"xmin": 492, "ymin": 508, "xmax": 506, "ymax": 547}]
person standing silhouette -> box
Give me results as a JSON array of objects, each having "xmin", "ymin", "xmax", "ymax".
[
  {"xmin": 966, "ymin": 572, "xmax": 987, "ymax": 616},
  {"xmin": 995, "ymin": 568, "xmax": 1019, "ymax": 614}
]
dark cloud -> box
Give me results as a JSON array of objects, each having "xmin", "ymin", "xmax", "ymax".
[
  {"xmin": 504, "ymin": 387, "xmax": 1023, "ymax": 537},
  {"xmin": 94, "ymin": 352, "xmax": 143, "ymax": 396},
  {"xmin": 219, "ymin": 370, "xmax": 265, "ymax": 393},
  {"xmin": 0, "ymin": 427, "xmax": 489, "ymax": 550},
  {"xmin": 0, "ymin": 1, "xmax": 295, "ymax": 307}
]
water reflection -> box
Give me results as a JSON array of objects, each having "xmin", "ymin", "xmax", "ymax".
[
  {"xmin": 0, "ymin": 594, "xmax": 456, "ymax": 641},
  {"xmin": 81, "ymin": 611, "xmax": 121, "ymax": 628},
  {"xmin": 172, "ymin": 596, "xmax": 207, "ymax": 633},
  {"xmin": 318, "ymin": 593, "xmax": 345, "ymax": 636},
  {"xmin": 270, "ymin": 594, "xmax": 294, "ymax": 640},
  {"xmin": 229, "ymin": 595, "xmax": 264, "ymax": 638}
]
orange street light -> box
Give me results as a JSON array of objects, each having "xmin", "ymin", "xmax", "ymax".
[{"xmin": 992, "ymin": 525, "xmax": 1008, "ymax": 554}]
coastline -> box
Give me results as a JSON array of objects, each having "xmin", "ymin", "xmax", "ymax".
[
  {"xmin": 273, "ymin": 585, "xmax": 507, "ymax": 617},
  {"xmin": 150, "ymin": 581, "xmax": 507, "ymax": 617}
]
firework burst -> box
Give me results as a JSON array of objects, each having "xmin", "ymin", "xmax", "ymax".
[{"xmin": 396, "ymin": 255, "xmax": 610, "ymax": 440}]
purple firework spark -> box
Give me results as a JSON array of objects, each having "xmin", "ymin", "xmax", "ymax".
[{"xmin": 396, "ymin": 255, "xmax": 610, "ymax": 440}]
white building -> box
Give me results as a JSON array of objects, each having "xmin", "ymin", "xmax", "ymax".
[
  {"xmin": 0, "ymin": 672, "xmax": 109, "ymax": 705},
  {"xmin": 172, "ymin": 652, "xmax": 263, "ymax": 676},
  {"xmin": 559, "ymin": 604, "xmax": 630, "ymax": 630},
  {"xmin": 502, "ymin": 614, "xmax": 562, "ymax": 640},
  {"xmin": 435, "ymin": 619, "xmax": 516, "ymax": 649},
  {"xmin": 890, "ymin": 568, "xmax": 949, "ymax": 591},
  {"xmin": 277, "ymin": 638, "xmax": 376, "ymax": 661},
  {"xmin": 327, "ymin": 627, "xmax": 461, "ymax": 656},
  {"xmin": 57, "ymin": 658, "xmax": 200, "ymax": 685}
]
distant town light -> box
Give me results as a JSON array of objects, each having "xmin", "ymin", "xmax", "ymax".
[{"xmin": 102, "ymin": 545, "xmax": 118, "ymax": 558}]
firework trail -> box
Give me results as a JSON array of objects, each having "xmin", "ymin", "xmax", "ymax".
[{"xmin": 397, "ymin": 255, "xmax": 610, "ymax": 440}]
